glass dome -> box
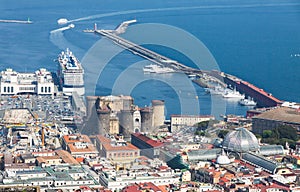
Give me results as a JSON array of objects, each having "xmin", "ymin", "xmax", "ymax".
[{"xmin": 222, "ymin": 127, "xmax": 259, "ymax": 153}]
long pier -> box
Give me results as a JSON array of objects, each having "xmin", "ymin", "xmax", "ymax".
[
  {"xmin": 0, "ymin": 19, "xmax": 32, "ymax": 24},
  {"xmin": 84, "ymin": 28, "xmax": 201, "ymax": 74},
  {"xmin": 84, "ymin": 26, "xmax": 282, "ymax": 108}
]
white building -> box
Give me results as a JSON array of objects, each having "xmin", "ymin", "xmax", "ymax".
[
  {"xmin": 171, "ymin": 115, "xmax": 214, "ymax": 132},
  {"xmin": 99, "ymin": 168, "xmax": 180, "ymax": 191},
  {"xmin": 0, "ymin": 68, "xmax": 55, "ymax": 95}
]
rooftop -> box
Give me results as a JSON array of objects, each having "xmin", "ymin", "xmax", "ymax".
[
  {"xmin": 63, "ymin": 134, "xmax": 92, "ymax": 144},
  {"xmin": 67, "ymin": 143, "xmax": 98, "ymax": 154},
  {"xmin": 55, "ymin": 150, "xmax": 80, "ymax": 165},
  {"xmin": 239, "ymin": 80, "xmax": 282, "ymax": 103},
  {"xmin": 222, "ymin": 127, "xmax": 259, "ymax": 153},
  {"xmin": 171, "ymin": 114, "xmax": 214, "ymax": 118},
  {"xmin": 132, "ymin": 133, "xmax": 164, "ymax": 148},
  {"xmin": 253, "ymin": 107, "xmax": 300, "ymax": 124},
  {"xmin": 97, "ymin": 135, "xmax": 139, "ymax": 151}
]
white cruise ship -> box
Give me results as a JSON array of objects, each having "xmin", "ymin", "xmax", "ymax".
[
  {"xmin": 222, "ymin": 88, "xmax": 245, "ymax": 99},
  {"xmin": 57, "ymin": 48, "xmax": 84, "ymax": 96},
  {"xmin": 143, "ymin": 64, "xmax": 175, "ymax": 74}
]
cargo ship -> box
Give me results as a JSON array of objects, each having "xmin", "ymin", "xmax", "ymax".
[{"xmin": 57, "ymin": 48, "xmax": 84, "ymax": 96}]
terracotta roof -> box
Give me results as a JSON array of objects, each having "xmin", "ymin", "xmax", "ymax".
[
  {"xmin": 67, "ymin": 143, "xmax": 98, "ymax": 154},
  {"xmin": 63, "ymin": 134, "xmax": 91, "ymax": 144},
  {"xmin": 132, "ymin": 133, "xmax": 164, "ymax": 147},
  {"xmin": 55, "ymin": 150, "xmax": 80, "ymax": 165},
  {"xmin": 122, "ymin": 185, "xmax": 140, "ymax": 192},
  {"xmin": 76, "ymin": 157, "xmax": 84, "ymax": 163},
  {"xmin": 157, "ymin": 185, "xmax": 169, "ymax": 192},
  {"xmin": 240, "ymin": 81, "xmax": 282, "ymax": 103},
  {"xmin": 97, "ymin": 135, "xmax": 139, "ymax": 152},
  {"xmin": 36, "ymin": 155, "xmax": 61, "ymax": 164}
]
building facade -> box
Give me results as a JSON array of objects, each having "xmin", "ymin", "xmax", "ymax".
[
  {"xmin": 90, "ymin": 95, "xmax": 164, "ymax": 136},
  {"xmin": 131, "ymin": 133, "xmax": 164, "ymax": 159},
  {"xmin": 0, "ymin": 68, "xmax": 55, "ymax": 95},
  {"xmin": 170, "ymin": 115, "xmax": 214, "ymax": 132},
  {"xmin": 96, "ymin": 135, "xmax": 140, "ymax": 163},
  {"xmin": 252, "ymin": 107, "xmax": 300, "ymax": 135}
]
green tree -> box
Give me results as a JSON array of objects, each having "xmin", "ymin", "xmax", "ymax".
[
  {"xmin": 279, "ymin": 138, "xmax": 296, "ymax": 150},
  {"xmin": 262, "ymin": 130, "xmax": 273, "ymax": 138},
  {"xmin": 196, "ymin": 121, "xmax": 209, "ymax": 130},
  {"xmin": 218, "ymin": 130, "xmax": 229, "ymax": 139},
  {"xmin": 277, "ymin": 125, "xmax": 298, "ymax": 141}
]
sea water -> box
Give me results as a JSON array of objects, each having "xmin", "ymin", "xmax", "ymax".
[{"xmin": 0, "ymin": 0, "xmax": 299, "ymax": 118}]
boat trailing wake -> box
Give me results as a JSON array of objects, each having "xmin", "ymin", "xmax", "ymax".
[
  {"xmin": 66, "ymin": 3, "xmax": 300, "ymax": 23},
  {"xmin": 49, "ymin": 2, "xmax": 300, "ymax": 64},
  {"xmin": 49, "ymin": 24, "xmax": 84, "ymax": 56}
]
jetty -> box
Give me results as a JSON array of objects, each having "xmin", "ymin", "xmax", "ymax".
[
  {"xmin": 0, "ymin": 18, "xmax": 33, "ymax": 24},
  {"xmin": 84, "ymin": 21, "xmax": 282, "ymax": 108}
]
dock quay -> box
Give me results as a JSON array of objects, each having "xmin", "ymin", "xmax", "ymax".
[
  {"xmin": 208, "ymin": 70, "xmax": 282, "ymax": 107},
  {"xmin": 84, "ymin": 24, "xmax": 282, "ymax": 108},
  {"xmin": 84, "ymin": 28, "xmax": 201, "ymax": 74}
]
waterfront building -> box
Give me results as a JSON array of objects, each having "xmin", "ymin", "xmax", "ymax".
[
  {"xmin": 252, "ymin": 106, "xmax": 300, "ymax": 136},
  {"xmin": 170, "ymin": 114, "xmax": 214, "ymax": 132},
  {"xmin": 0, "ymin": 68, "xmax": 55, "ymax": 95}
]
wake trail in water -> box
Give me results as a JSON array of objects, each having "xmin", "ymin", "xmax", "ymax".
[
  {"xmin": 49, "ymin": 26, "xmax": 84, "ymax": 58},
  {"xmin": 67, "ymin": 3, "xmax": 300, "ymax": 23},
  {"xmin": 49, "ymin": 2, "xmax": 300, "ymax": 59}
]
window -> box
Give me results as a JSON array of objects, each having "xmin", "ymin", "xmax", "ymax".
[
  {"xmin": 7, "ymin": 87, "xmax": 10, "ymax": 93},
  {"xmin": 44, "ymin": 87, "xmax": 47, "ymax": 93},
  {"xmin": 11, "ymin": 87, "xmax": 13, "ymax": 93},
  {"xmin": 48, "ymin": 87, "xmax": 51, "ymax": 92},
  {"xmin": 3, "ymin": 87, "xmax": 6, "ymax": 92},
  {"xmin": 41, "ymin": 87, "xmax": 43, "ymax": 92}
]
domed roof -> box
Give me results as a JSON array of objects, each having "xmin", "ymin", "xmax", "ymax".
[
  {"xmin": 217, "ymin": 150, "xmax": 230, "ymax": 165},
  {"xmin": 222, "ymin": 127, "xmax": 259, "ymax": 153}
]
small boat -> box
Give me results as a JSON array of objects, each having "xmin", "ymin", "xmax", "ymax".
[
  {"xmin": 239, "ymin": 97, "xmax": 257, "ymax": 106},
  {"xmin": 57, "ymin": 18, "xmax": 68, "ymax": 25}
]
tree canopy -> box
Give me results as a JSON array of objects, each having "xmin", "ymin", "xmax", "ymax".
[{"xmin": 261, "ymin": 124, "xmax": 298, "ymax": 149}]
